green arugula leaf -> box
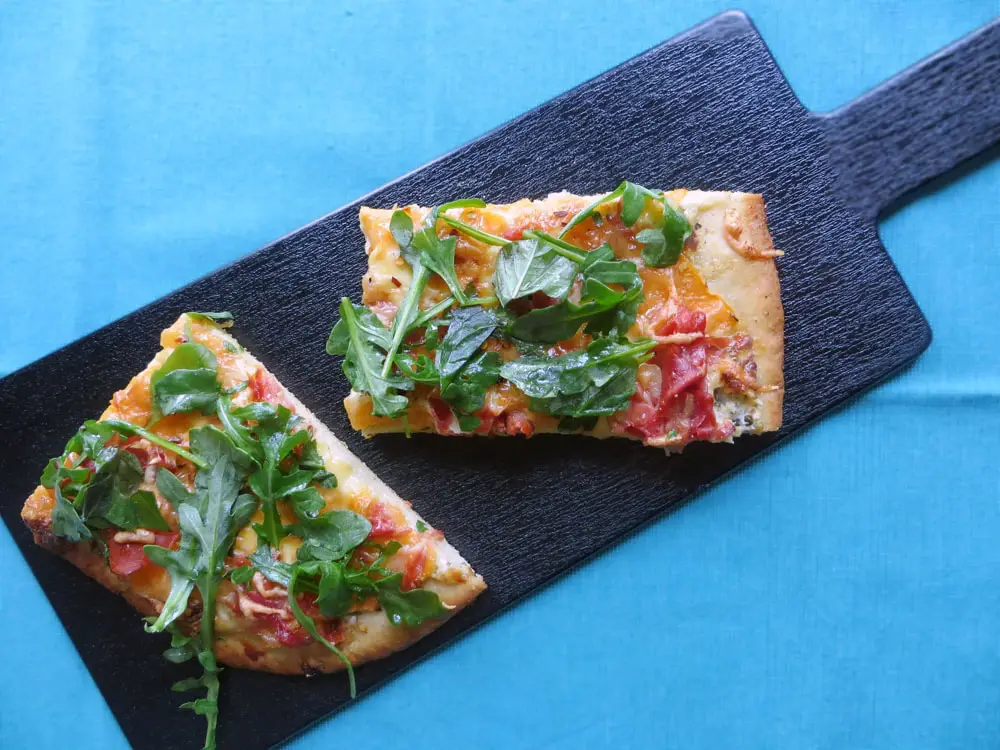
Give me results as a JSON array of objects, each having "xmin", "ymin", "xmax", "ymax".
[
  {"xmin": 429, "ymin": 307, "xmax": 502, "ymax": 424},
  {"xmin": 227, "ymin": 565, "xmax": 255, "ymax": 586},
  {"xmin": 620, "ymin": 181, "xmax": 647, "ymax": 226},
  {"xmin": 315, "ymin": 563, "xmax": 352, "ymax": 618},
  {"xmin": 100, "ymin": 419, "xmax": 209, "ymax": 469},
  {"xmin": 104, "ymin": 489, "xmax": 171, "ymax": 532},
  {"xmin": 440, "ymin": 351, "xmax": 501, "ymax": 417},
  {"xmin": 579, "ymin": 243, "xmax": 640, "ymax": 287},
  {"xmin": 638, "ymin": 197, "xmax": 691, "ymax": 268},
  {"xmin": 286, "ymin": 486, "xmax": 326, "ymax": 519},
  {"xmin": 435, "ymin": 306, "xmax": 497, "ymax": 384},
  {"xmin": 185, "ymin": 311, "xmax": 234, "ymax": 327},
  {"xmin": 290, "ymin": 509, "xmax": 372, "ymax": 562},
  {"xmin": 144, "ymin": 426, "xmax": 257, "ymax": 750},
  {"xmin": 500, "ymin": 337, "xmax": 656, "ymax": 418},
  {"xmin": 150, "ymin": 342, "xmax": 220, "ymax": 417},
  {"xmin": 375, "ymin": 572, "xmax": 449, "ymax": 627},
  {"xmin": 557, "ymin": 181, "xmax": 628, "ymax": 238},
  {"xmin": 505, "ymin": 287, "xmax": 640, "ymax": 343},
  {"xmin": 378, "ymin": 202, "xmax": 483, "ymax": 378},
  {"xmin": 247, "ymin": 544, "xmax": 295, "ymax": 588},
  {"xmin": 326, "ymin": 303, "xmax": 393, "ymax": 355},
  {"xmin": 51, "ymin": 484, "xmax": 91, "ymax": 541},
  {"xmin": 287, "ymin": 567, "xmax": 356, "ymax": 696},
  {"xmin": 492, "ymin": 238, "xmax": 578, "ymax": 307},
  {"xmin": 336, "ymin": 297, "xmax": 412, "ymax": 418}
]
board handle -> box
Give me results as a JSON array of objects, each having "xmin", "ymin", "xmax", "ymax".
[{"xmin": 819, "ymin": 18, "xmax": 1000, "ymax": 222}]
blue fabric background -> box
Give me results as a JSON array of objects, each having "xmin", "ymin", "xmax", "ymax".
[{"xmin": 2, "ymin": 2, "xmax": 999, "ymax": 748}]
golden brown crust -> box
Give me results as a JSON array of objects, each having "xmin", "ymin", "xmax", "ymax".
[{"xmin": 214, "ymin": 577, "xmax": 486, "ymax": 675}]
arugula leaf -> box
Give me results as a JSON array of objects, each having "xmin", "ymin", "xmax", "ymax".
[
  {"xmin": 492, "ymin": 238, "xmax": 578, "ymax": 307},
  {"xmin": 534, "ymin": 366, "xmax": 639, "ymax": 418},
  {"xmin": 429, "ymin": 307, "xmax": 502, "ymax": 424},
  {"xmin": 500, "ymin": 337, "xmax": 655, "ymax": 418},
  {"xmin": 291, "ymin": 509, "xmax": 372, "ymax": 562},
  {"xmin": 579, "ymin": 243, "xmax": 640, "ymax": 287},
  {"xmin": 440, "ymin": 351, "xmax": 501, "ymax": 417},
  {"xmin": 637, "ymin": 197, "xmax": 691, "ymax": 268},
  {"xmin": 51, "ymin": 484, "xmax": 91, "ymax": 541},
  {"xmin": 100, "ymin": 419, "xmax": 209, "ymax": 469},
  {"xmin": 186, "ymin": 311, "xmax": 234, "ymax": 327},
  {"xmin": 505, "ymin": 289, "xmax": 638, "ymax": 343},
  {"xmin": 247, "ymin": 544, "xmax": 295, "ymax": 588},
  {"xmin": 144, "ymin": 426, "xmax": 256, "ymax": 750},
  {"xmin": 336, "ymin": 298, "xmax": 412, "ymax": 417},
  {"xmin": 326, "ymin": 303, "xmax": 393, "ymax": 355},
  {"xmin": 410, "ymin": 228, "xmax": 465, "ymax": 304},
  {"xmin": 375, "ymin": 573, "xmax": 449, "ymax": 627},
  {"xmin": 46, "ymin": 436, "xmax": 170, "ymax": 538},
  {"xmin": 620, "ymin": 181, "xmax": 647, "ymax": 226},
  {"xmin": 104, "ymin": 489, "xmax": 171, "ymax": 532},
  {"xmin": 315, "ymin": 563, "xmax": 352, "ymax": 618},
  {"xmin": 150, "ymin": 342, "xmax": 220, "ymax": 417},
  {"xmin": 228, "ymin": 565, "xmax": 255, "ymax": 586},
  {"xmin": 436, "ymin": 306, "xmax": 497, "ymax": 384},
  {"xmin": 379, "ymin": 202, "xmax": 483, "ymax": 377},
  {"xmin": 557, "ymin": 181, "xmax": 627, "ymax": 238},
  {"xmin": 287, "ymin": 567, "xmax": 356, "ymax": 696}
]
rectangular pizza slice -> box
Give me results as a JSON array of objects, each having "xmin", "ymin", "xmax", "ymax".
[
  {"xmin": 329, "ymin": 183, "xmax": 783, "ymax": 450},
  {"xmin": 21, "ymin": 313, "xmax": 485, "ymax": 747}
]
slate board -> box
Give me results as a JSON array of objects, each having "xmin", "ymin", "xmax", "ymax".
[{"xmin": 1, "ymin": 11, "xmax": 998, "ymax": 749}]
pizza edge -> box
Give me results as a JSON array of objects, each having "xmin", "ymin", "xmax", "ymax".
[
  {"xmin": 21, "ymin": 315, "xmax": 486, "ymax": 675},
  {"xmin": 346, "ymin": 190, "xmax": 784, "ymax": 441}
]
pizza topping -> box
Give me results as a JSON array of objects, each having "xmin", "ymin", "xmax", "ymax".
[
  {"xmin": 150, "ymin": 340, "xmax": 221, "ymax": 419},
  {"xmin": 105, "ymin": 529, "xmax": 179, "ymax": 577},
  {"xmin": 499, "ymin": 337, "xmax": 657, "ymax": 425},
  {"xmin": 609, "ymin": 308, "xmax": 737, "ymax": 446},
  {"xmin": 41, "ymin": 421, "xmax": 174, "ymax": 543}
]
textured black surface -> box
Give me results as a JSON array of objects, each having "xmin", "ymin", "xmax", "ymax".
[
  {"xmin": 821, "ymin": 18, "xmax": 1000, "ymax": 222},
  {"xmin": 1, "ymin": 11, "xmax": 996, "ymax": 750}
]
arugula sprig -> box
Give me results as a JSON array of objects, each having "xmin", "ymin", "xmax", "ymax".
[
  {"xmin": 380, "ymin": 199, "xmax": 487, "ymax": 376},
  {"xmin": 500, "ymin": 337, "xmax": 657, "ymax": 423},
  {"xmin": 44, "ymin": 420, "xmax": 188, "ymax": 542},
  {"xmin": 327, "ymin": 299, "xmax": 412, "ymax": 417},
  {"xmin": 556, "ymin": 180, "xmax": 691, "ymax": 268},
  {"xmin": 144, "ymin": 427, "xmax": 257, "ymax": 750}
]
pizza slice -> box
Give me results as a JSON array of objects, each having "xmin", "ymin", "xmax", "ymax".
[
  {"xmin": 21, "ymin": 313, "xmax": 485, "ymax": 748},
  {"xmin": 328, "ymin": 183, "xmax": 784, "ymax": 449}
]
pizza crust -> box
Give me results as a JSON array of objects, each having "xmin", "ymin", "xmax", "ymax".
[{"xmin": 678, "ymin": 191, "xmax": 784, "ymax": 431}]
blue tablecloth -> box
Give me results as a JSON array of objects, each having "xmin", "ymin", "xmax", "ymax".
[{"xmin": 2, "ymin": 2, "xmax": 999, "ymax": 748}]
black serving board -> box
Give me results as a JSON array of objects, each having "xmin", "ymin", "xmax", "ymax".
[{"xmin": 2, "ymin": 11, "xmax": 998, "ymax": 750}]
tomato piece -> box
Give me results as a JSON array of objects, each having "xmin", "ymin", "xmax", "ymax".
[
  {"xmin": 271, "ymin": 615, "xmax": 313, "ymax": 647},
  {"xmin": 402, "ymin": 545, "xmax": 429, "ymax": 591},
  {"xmin": 249, "ymin": 368, "xmax": 288, "ymax": 407},
  {"xmin": 366, "ymin": 502, "xmax": 403, "ymax": 540},
  {"xmin": 105, "ymin": 530, "xmax": 179, "ymax": 577},
  {"xmin": 427, "ymin": 397, "xmax": 453, "ymax": 434}
]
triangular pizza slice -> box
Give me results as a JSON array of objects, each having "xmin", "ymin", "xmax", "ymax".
[
  {"xmin": 21, "ymin": 313, "xmax": 485, "ymax": 747},
  {"xmin": 330, "ymin": 184, "xmax": 783, "ymax": 450}
]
